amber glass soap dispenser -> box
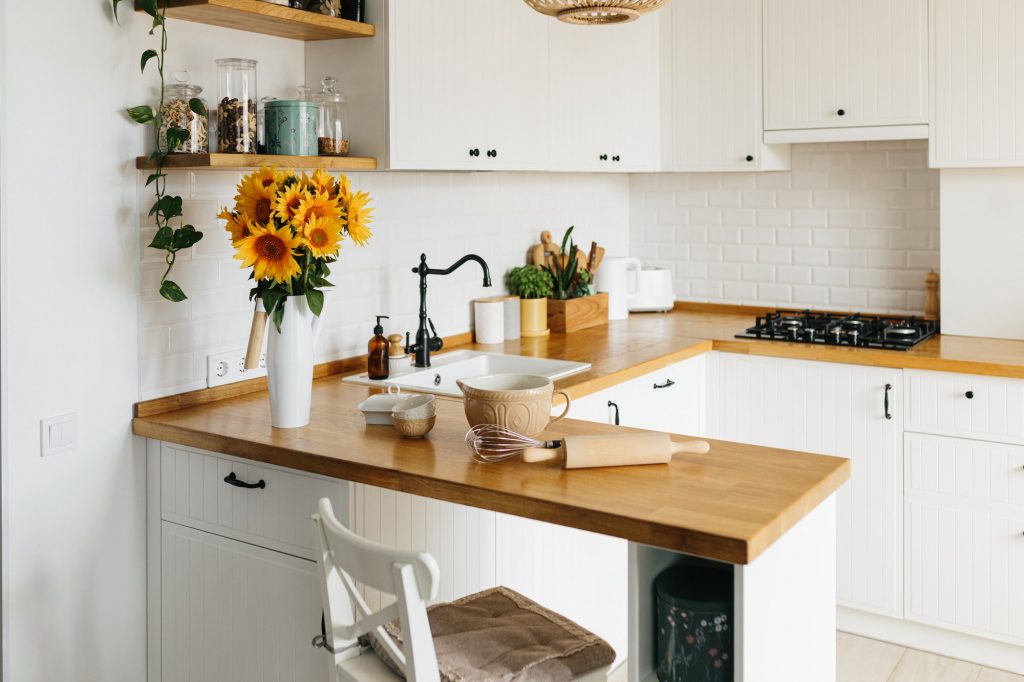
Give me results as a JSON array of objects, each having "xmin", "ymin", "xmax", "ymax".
[{"xmin": 368, "ymin": 315, "xmax": 390, "ymax": 380}]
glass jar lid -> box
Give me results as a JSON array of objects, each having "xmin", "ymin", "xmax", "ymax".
[
  {"xmin": 313, "ymin": 76, "xmax": 347, "ymax": 103},
  {"xmin": 215, "ymin": 57, "xmax": 258, "ymax": 69},
  {"xmin": 166, "ymin": 71, "xmax": 203, "ymax": 99}
]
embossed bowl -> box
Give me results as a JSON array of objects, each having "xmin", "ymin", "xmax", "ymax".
[{"xmin": 456, "ymin": 373, "xmax": 571, "ymax": 437}]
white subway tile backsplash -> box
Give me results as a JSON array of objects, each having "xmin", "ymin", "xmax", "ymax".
[{"xmin": 630, "ymin": 142, "xmax": 939, "ymax": 314}]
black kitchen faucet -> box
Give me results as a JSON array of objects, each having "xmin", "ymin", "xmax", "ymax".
[{"xmin": 405, "ymin": 253, "xmax": 492, "ymax": 368}]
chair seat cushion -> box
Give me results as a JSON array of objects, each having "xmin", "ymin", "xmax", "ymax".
[{"xmin": 369, "ymin": 586, "xmax": 616, "ymax": 682}]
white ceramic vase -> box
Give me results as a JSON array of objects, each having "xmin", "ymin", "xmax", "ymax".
[{"xmin": 266, "ymin": 295, "xmax": 323, "ymax": 428}]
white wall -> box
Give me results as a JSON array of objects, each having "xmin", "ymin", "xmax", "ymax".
[
  {"xmin": 139, "ymin": 171, "xmax": 630, "ymax": 398},
  {"xmin": 631, "ymin": 141, "xmax": 940, "ymax": 314},
  {"xmin": 940, "ymin": 169, "xmax": 1024, "ymax": 339},
  {"xmin": 1, "ymin": 6, "xmax": 306, "ymax": 680}
]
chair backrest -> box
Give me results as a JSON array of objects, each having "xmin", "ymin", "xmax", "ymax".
[{"xmin": 312, "ymin": 497, "xmax": 442, "ymax": 682}]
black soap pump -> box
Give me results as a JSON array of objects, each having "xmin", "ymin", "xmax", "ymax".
[{"xmin": 368, "ymin": 315, "xmax": 390, "ymax": 380}]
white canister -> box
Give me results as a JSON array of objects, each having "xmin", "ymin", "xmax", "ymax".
[
  {"xmin": 473, "ymin": 298, "xmax": 505, "ymax": 344},
  {"xmin": 503, "ymin": 296, "xmax": 521, "ymax": 340},
  {"xmin": 597, "ymin": 257, "xmax": 641, "ymax": 321}
]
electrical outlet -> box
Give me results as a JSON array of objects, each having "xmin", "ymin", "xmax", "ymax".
[{"xmin": 207, "ymin": 349, "xmax": 267, "ymax": 388}]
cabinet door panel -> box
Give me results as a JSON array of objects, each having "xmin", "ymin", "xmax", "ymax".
[
  {"xmin": 905, "ymin": 369, "xmax": 1024, "ymax": 445},
  {"xmin": 665, "ymin": 0, "xmax": 763, "ymax": 170},
  {"xmin": 906, "ymin": 499, "xmax": 1024, "ymax": 645},
  {"xmin": 160, "ymin": 523, "xmax": 329, "ymax": 682},
  {"xmin": 708, "ymin": 353, "xmax": 903, "ymax": 616},
  {"xmin": 764, "ymin": 0, "xmax": 928, "ymax": 130},
  {"xmin": 549, "ymin": 18, "xmax": 658, "ymax": 172}
]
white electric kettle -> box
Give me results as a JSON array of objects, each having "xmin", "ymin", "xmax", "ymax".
[{"xmin": 596, "ymin": 257, "xmax": 641, "ymax": 320}]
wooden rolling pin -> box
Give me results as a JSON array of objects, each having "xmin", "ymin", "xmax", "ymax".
[
  {"xmin": 522, "ymin": 433, "xmax": 710, "ymax": 468},
  {"xmin": 243, "ymin": 301, "xmax": 268, "ymax": 370}
]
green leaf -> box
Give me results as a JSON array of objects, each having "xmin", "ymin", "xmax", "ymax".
[
  {"xmin": 172, "ymin": 225, "xmax": 203, "ymax": 250},
  {"xmin": 145, "ymin": 172, "xmax": 165, "ymax": 187},
  {"xmin": 150, "ymin": 195, "xmax": 183, "ymax": 220},
  {"xmin": 560, "ymin": 225, "xmax": 575, "ymax": 253},
  {"xmin": 126, "ymin": 105, "xmax": 155, "ymax": 124},
  {"xmin": 305, "ymin": 289, "xmax": 325, "ymax": 317},
  {"xmin": 159, "ymin": 280, "xmax": 187, "ymax": 302},
  {"xmin": 140, "ymin": 49, "xmax": 158, "ymax": 73},
  {"xmin": 188, "ymin": 98, "xmax": 208, "ymax": 117},
  {"xmin": 148, "ymin": 226, "xmax": 173, "ymax": 250},
  {"xmin": 111, "ymin": 0, "xmax": 124, "ymax": 22},
  {"xmin": 138, "ymin": 0, "xmax": 158, "ymax": 17},
  {"xmin": 165, "ymin": 126, "xmax": 190, "ymax": 150}
]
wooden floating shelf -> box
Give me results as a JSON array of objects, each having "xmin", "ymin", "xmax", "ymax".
[
  {"xmin": 136, "ymin": 0, "xmax": 375, "ymax": 41},
  {"xmin": 135, "ymin": 153, "xmax": 378, "ymax": 171}
]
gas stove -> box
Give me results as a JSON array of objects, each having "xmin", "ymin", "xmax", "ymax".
[{"xmin": 736, "ymin": 310, "xmax": 938, "ymax": 350}]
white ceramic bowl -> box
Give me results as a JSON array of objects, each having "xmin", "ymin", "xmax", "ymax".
[{"xmin": 392, "ymin": 394, "xmax": 436, "ymax": 420}]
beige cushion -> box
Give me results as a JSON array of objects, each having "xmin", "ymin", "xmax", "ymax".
[{"xmin": 370, "ymin": 586, "xmax": 616, "ymax": 682}]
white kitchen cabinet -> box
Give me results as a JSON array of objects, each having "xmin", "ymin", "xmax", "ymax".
[
  {"xmin": 905, "ymin": 497, "xmax": 1024, "ymax": 646},
  {"xmin": 548, "ymin": 18, "xmax": 660, "ymax": 172},
  {"xmin": 905, "ymin": 432, "xmax": 1024, "ymax": 508},
  {"xmin": 707, "ymin": 353, "xmax": 904, "ymax": 617},
  {"xmin": 660, "ymin": 0, "xmax": 789, "ymax": 171},
  {"xmin": 763, "ymin": 0, "xmax": 928, "ymax": 142},
  {"xmin": 931, "ymin": 0, "xmax": 1024, "ymax": 167},
  {"xmin": 159, "ymin": 522, "xmax": 330, "ymax": 682},
  {"xmin": 905, "ymin": 369, "xmax": 1024, "ymax": 445}
]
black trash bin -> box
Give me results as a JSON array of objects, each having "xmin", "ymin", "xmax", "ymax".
[{"xmin": 655, "ymin": 564, "xmax": 733, "ymax": 682}]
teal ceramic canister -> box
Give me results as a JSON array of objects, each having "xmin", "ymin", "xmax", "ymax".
[{"xmin": 265, "ymin": 100, "xmax": 319, "ymax": 156}]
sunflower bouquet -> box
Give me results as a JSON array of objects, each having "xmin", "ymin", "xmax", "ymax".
[{"xmin": 219, "ymin": 167, "xmax": 373, "ymax": 329}]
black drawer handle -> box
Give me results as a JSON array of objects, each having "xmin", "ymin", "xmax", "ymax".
[
  {"xmin": 486, "ymin": 149, "xmax": 497, "ymax": 158},
  {"xmin": 224, "ymin": 472, "xmax": 265, "ymax": 489},
  {"xmin": 965, "ymin": 390, "xmax": 975, "ymax": 399},
  {"xmin": 653, "ymin": 379, "xmax": 676, "ymax": 389},
  {"xmin": 607, "ymin": 401, "xmax": 620, "ymax": 426},
  {"xmin": 884, "ymin": 384, "xmax": 893, "ymax": 420}
]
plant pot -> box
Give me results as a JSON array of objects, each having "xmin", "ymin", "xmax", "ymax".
[
  {"xmin": 266, "ymin": 295, "xmax": 323, "ymax": 428},
  {"xmin": 547, "ymin": 292, "xmax": 609, "ymax": 334},
  {"xmin": 519, "ymin": 297, "xmax": 550, "ymax": 338}
]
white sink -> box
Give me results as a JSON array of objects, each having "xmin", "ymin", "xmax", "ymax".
[{"xmin": 343, "ymin": 350, "xmax": 591, "ymax": 398}]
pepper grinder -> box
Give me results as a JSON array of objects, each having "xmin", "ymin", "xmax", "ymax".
[{"xmin": 924, "ymin": 271, "xmax": 940, "ymax": 321}]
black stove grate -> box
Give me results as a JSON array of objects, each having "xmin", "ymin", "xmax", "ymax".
[{"xmin": 735, "ymin": 309, "xmax": 938, "ymax": 350}]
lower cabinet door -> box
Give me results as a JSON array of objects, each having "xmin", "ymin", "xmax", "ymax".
[
  {"xmin": 160, "ymin": 522, "xmax": 330, "ymax": 682},
  {"xmin": 906, "ymin": 499, "xmax": 1024, "ymax": 646}
]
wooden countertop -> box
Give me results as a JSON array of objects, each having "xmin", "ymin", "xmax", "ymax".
[{"xmin": 134, "ymin": 380, "xmax": 848, "ymax": 565}]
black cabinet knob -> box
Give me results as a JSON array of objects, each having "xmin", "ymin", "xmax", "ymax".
[
  {"xmin": 612, "ymin": 155, "xmax": 621, "ymax": 162},
  {"xmin": 599, "ymin": 154, "xmax": 608, "ymax": 161},
  {"xmin": 965, "ymin": 390, "xmax": 975, "ymax": 399},
  {"xmin": 837, "ymin": 109, "xmax": 846, "ymax": 116},
  {"xmin": 745, "ymin": 155, "xmax": 754, "ymax": 162},
  {"xmin": 469, "ymin": 148, "xmax": 480, "ymax": 157},
  {"xmin": 486, "ymin": 149, "xmax": 497, "ymax": 158}
]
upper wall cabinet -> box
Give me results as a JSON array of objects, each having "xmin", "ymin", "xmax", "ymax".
[
  {"xmin": 548, "ymin": 20, "xmax": 660, "ymax": 172},
  {"xmin": 931, "ymin": 0, "xmax": 1024, "ymax": 167},
  {"xmin": 763, "ymin": 0, "xmax": 929, "ymax": 143},
  {"xmin": 661, "ymin": 0, "xmax": 789, "ymax": 172}
]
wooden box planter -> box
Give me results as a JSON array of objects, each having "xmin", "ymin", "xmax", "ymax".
[{"xmin": 547, "ymin": 293, "xmax": 609, "ymax": 333}]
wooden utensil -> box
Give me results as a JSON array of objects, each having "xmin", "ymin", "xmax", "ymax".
[
  {"xmin": 530, "ymin": 230, "xmax": 561, "ymax": 268},
  {"xmin": 587, "ymin": 241, "xmax": 605, "ymax": 276},
  {"xmin": 244, "ymin": 302, "xmax": 268, "ymax": 370},
  {"xmin": 522, "ymin": 433, "xmax": 710, "ymax": 468}
]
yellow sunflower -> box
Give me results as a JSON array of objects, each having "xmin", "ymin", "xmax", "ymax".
[
  {"xmin": 274, "ymin": 183, "xmax": 310, "ymax": 226},
  {"xmin": 310, "ymin": 169, "xmax": 339, "ymax": 199},
  {"xmin": 253, "ymin": 166, "xmax": 283, "ymax": 188},
  {"xmin": 234, "ymin": 222, "xmax": 302, "ymax": 284},
  {"xmin": 294, "ymin": 191, "xmax": 342, "ymax": 229},
  {"xmin": 234, "ymin": 174, "xmax": 278, "ymax": 226},
  {"xmin": 303, "ymin": 216, "xmax": 343, "ymax": 259},
  {"xmin": 218, "ymin": 208, "xmax": 250, "ymax": 244},
  {"xmin": 336, "ymin": 173, "xmax": 351, "ymax": 201},
  {"xmin": 344, "ymin": 190, "xmax": 374, "ymax": 246}
]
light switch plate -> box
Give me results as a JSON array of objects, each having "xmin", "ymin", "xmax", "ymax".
[{"xmin": 40, "ymin": 412, "xmax": 77, "ymax": 457}]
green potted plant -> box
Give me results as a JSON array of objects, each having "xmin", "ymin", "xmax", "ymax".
[
  {"xmin": 507, "ymin": 265, "xmax": 554, "ymax": 337},
  {"xmin": 544, "ymin": 226, "xmax": 609, "ymax": 333}
]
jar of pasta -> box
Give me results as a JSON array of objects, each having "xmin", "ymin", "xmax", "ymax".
[{"xmin": 158, "ymin": 77, "xmax": 209, "ymax": 154}]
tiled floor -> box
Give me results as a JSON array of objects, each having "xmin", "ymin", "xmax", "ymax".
[{"xmin": 838, "ymin": 632, "xmax": 1024, "ymax": 682}]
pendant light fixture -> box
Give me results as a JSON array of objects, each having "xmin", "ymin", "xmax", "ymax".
[{"xmin": 523, "ymin": 0, "xmax": 668, "ymax": 25}]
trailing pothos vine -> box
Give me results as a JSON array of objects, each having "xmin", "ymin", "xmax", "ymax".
[{"xmin": 113, "ymin": 0, "xmax": 206, "ymax": 302}]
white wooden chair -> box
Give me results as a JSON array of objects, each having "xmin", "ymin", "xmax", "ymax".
[{"xmin": 311, "ymin": 498, "xmax": 613, "ymax": 682}]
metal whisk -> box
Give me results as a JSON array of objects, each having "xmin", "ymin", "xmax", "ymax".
[{"xmin": 464, "ymin": 424, "xmax": 563, "ymax": 463}]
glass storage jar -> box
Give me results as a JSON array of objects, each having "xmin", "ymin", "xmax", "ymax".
[
  {"xmin": 158, "ymin": 77, "xmax": 208, "ymax": 154},
  {"xmin": 265, "ymin": 100, "xmax": 320, "ymax": 156},
  {"xmin": 256, "ymin": 95, "xmax": 277, "ymax": 154},
  {"xmin": 313, "ymin": 76, "xmax": 350, "ymax": 156},
  {"xmin": 215, "ymin": 58, "xmax": 258, "ymax": 154}
]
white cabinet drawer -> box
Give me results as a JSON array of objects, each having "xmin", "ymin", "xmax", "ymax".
[
  {"xmin": 906, "ymin": 499, "xmax": 1024, "ymax": 646},
  {"xmin": 159, "ymin": 443, "xmax": 347, "ymax": 560},
  {"xmin": 905, "ymin": 370, "xmax": 1024, "ymax": 445},
  {"xmin": 906, "ymin": 433, "xmax": 1024, "ymax": 511}
]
